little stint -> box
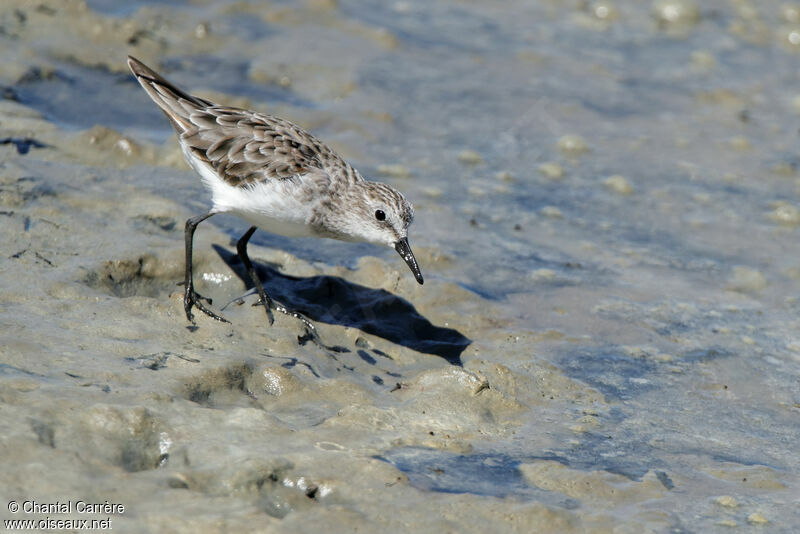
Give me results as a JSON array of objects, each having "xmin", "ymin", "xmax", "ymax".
[{"xmin": 127, "ymin": 56, "xmax": 423, "ymax": 329}]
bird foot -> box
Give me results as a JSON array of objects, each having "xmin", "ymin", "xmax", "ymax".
[
  {"xmin": 185, "ymin": 287, "xmax": 230, "ymax": 324},
  {"xmin": 251, "ymin": 296, "xmax": 276, "ymax": 325}
]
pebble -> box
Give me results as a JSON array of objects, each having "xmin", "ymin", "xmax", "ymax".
[
  {"xmin": 540, "ymin": 206, "xmax": 563, "ymax": 218},
  {"xmin": 747, "ymin": 512, "xmax": 768, "ymax": 525},
  {"xmin": 727, "ymin": 267, "xmax": 768, "ymax": 293},
  {"xmin": 458, "ymin": 149, "xmax": 483, "ymax": 164},
  {"xmin": 377, "ymin": 164, "xmax": 412, "ymax": 178},
  {"xmin": 652, "ymin": 0, "xmax": 700, "ymax": 26},
  {"xmin": 530, "ymin": 269, "xmax": 557, "ymax": 281},
  {"xmin": 714, "ymin": 495, "xmax": 738, "ymax": 508},
  {"xmin": 784, "ymin": 5, "xmax": 800, "ymax": 23},
  {"xmin": 538, "ymin": 162, "xmax": 564, "ymax": 180},
  {"xmin": 557, "ymin": 135, "xmax": 589, "ymax": 157},
  {"xmin": 767, "ymin": 202, "xmax": 800, "ymax": 226},
  {"xmin": 590, "ymin": 2, "xmax": 618, "ymax": 22},
  {"xmin": 603, "ymin": 175, "xmax": 633, "ymax": 195}
]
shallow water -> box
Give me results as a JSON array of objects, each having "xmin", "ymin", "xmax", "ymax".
[{"xmin": 1, "ymin": 0, "xmax": 799, "ymax": 531}]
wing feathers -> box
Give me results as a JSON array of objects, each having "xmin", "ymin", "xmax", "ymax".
[{"xmin": 128, "ymin": 55, "xmax": 357, "ymax": 188}]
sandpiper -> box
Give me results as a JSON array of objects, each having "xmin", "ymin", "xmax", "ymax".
[{"xmin": 127, "ymin": 56, "xmax": 423, "ymax": 329}]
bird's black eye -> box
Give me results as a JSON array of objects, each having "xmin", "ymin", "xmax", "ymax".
[{"xmin": 375, "ymin": 209, "xmax": 386, "ymax": 221}]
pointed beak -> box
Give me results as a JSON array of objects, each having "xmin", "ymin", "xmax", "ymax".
[{"xmin": 394, "ymin": 237, "xmax": 424, "ymax": 285}]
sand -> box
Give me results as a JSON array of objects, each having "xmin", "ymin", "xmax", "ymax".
[{"xmin": 1, "ymin": 0, "xmax": 798, "ymax": 531}]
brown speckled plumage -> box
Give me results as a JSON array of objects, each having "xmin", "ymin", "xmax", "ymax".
[
  {"xmin": 127, "ymin": 55, "xmax": 423, "ymax": 327},
  {"xmin": 183, "ymin": 108, "xmax": 357, "ymax": 188},
  {"xmin": 127, "ymin": 56, "xmax": 361, "ymax": 190}
]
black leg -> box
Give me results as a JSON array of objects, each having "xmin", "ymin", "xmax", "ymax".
[
  {"xmin": 235, "ymin": 227, "xmax": 321, "ymax": 340},
  {"xmin": 184, "ymin": 212, "xmax": 229, "ymax": 324},
  {"xmin": 236, "ymin": 226, "xmax": 275, "ymax": 325}
]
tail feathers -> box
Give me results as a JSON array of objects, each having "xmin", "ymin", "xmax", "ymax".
[{"xmin": 127, "ymin": 55, "xmax": 213, "ymax": 133}]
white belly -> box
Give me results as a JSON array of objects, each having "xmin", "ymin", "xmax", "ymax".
[
  {"xmin": 234, "ymin": 207, "xmax": 316, "ymax": 237},
  {"xmin": 186, "ymin": 151, "xmax": 317, "ymax": 238}
]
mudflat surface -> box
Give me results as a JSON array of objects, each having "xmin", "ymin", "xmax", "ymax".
[{"xmin": 1, "ymin": 0, "xmax": 798, "ymax": 532}]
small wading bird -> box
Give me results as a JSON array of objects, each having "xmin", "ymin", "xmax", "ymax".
[{"xmin": 127, "ymin": 56, "xmax": 423, "ymax": 332}]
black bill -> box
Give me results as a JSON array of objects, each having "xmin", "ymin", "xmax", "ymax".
[{"xmin": 395, "ymin": 237, "xmax": 424, "ymax": 285}]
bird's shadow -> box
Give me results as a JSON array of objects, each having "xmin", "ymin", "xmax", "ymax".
[{"xmin": 213, "ymin": 245, "xmax": 471, "ymax": 366}]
